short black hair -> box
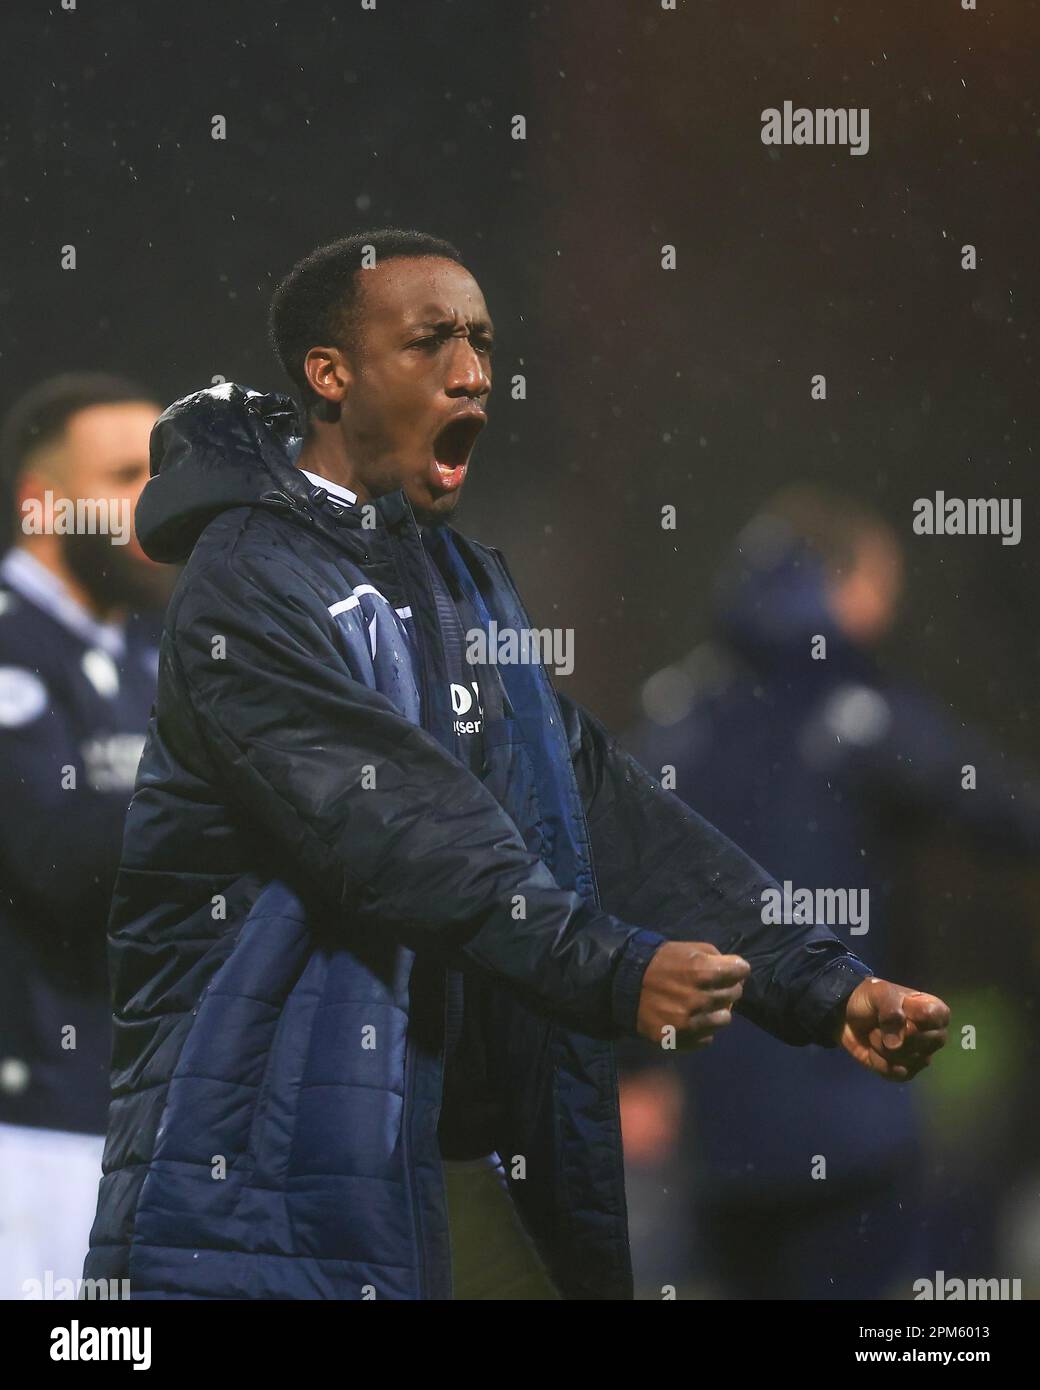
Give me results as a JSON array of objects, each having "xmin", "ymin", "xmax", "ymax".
[
  {"xmin": 267, "ymin": 228, "xmax": 463, "ymax": 414},
  {"xmin": 0, "ymin": 370, "xmax": 157, "ymax": 545}
]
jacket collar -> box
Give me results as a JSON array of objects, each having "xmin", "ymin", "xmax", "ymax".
[
  {"xmin": 136, "ymin": 383, "xmax": 421, "ymax": 562},
  {"xmin": 297, "ymin": 468, "xmax": 358, "ymax": 506},
  {"xmin": 0, "ymin": 548, "xmax": 126, "ymax": 657}
]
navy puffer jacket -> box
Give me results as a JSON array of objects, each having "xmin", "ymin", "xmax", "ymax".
[{"xmin": 83, "ymin": 384, "xmax": 873, "ymax": 1299}]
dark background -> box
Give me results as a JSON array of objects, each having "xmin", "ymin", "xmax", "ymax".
[
  {"xmin": 2, "ymin": 0, "xmax": 1036, "ymax": 739},
  {"xmin": 2, "ymin": 0, "xmax": 1038, "ymax": 1294}
]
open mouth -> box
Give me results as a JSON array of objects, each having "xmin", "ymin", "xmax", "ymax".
[{"xmin": 430, "ymin": 413, "xmax": 485, "ymax": 491}]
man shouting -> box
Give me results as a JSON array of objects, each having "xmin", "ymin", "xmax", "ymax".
[{"xmin": 84, "ymin": 229, "xmax": 949, "ymax": 1300}]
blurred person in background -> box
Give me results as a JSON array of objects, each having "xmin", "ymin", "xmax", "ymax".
[
  {"xmin": 0, "ymin": 374, "xmax": 169, "ymax": 1298},
  {"xmin": 622, "ymin": 486, "xmax": 1040, "ymax": 1299}
]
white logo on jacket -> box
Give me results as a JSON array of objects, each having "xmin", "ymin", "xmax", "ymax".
[
  {"xmin": 0, "ymin": 667, "xmax": 48, "ymax": 727},
  {"xmin": 451, "ymin": 682, "xmax": 483, "ymax": 737},
  {"xmin": 328, "ymin": 584, "xmax": 412, "ymax": 661}
]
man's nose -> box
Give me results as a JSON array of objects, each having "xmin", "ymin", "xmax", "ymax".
[{"xmin": 443, "ymin": 337, "xmax": 490, "ymax": 398}]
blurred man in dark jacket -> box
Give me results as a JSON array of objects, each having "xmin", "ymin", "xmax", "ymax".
[
  {"xmin": 624, "ymin": 486, "xmax": 1040, "ymax": 1298},
  {"xmin": 0, "ymin": 373, "xmax": 167, "ymax": 1297}
]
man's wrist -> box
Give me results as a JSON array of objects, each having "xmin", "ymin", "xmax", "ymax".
[
  {"xmin": 794, "ymin": 956, "xmax": 875, "ymax": 1048},
  {"xmin": 822, "ymin": 991, "xmax": 853, "ymax": 1046},
  {"xmin": 610, "ymin": 929, "xmax": 668, "ymax": 1037}
]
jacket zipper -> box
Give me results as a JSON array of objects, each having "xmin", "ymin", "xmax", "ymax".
[{"xmin": 385, "ymin": 515, "xmax": 453, "ymax": 1303}]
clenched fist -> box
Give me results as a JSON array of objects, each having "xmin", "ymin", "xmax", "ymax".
[
  {"xmin": 833, "ymin": 977, "xmax": 950, "ymax": 1081},
  {"xmin": 636, "ymin": 941, "xmax": 750, "ymax": 1050}
]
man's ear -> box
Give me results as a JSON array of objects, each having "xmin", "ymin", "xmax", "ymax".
[
  {"xmin": 303, "ymin": 345, "xmax": 352, "ymax": 416},
  {"xmin": 16, "ymin": 466, "xmax": 58, "ymax": 508}
]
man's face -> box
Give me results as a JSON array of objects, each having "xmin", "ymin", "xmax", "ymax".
[
  {"xmin": 828, "ymin": 527, "xmax": 904, "ymax": 647},
  {"xmin": 315, "ymin": 256, "xmax": 493, "ymax": 524},
  {"xmin": 20, "ymin": 400, "xmax": 169, "ymax": 608},
  {"xmin": 60, "ymin": 402, "xmax": 157, "ymax": 559}
]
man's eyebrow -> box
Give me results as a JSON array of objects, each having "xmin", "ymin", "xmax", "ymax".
[{"xmin": 405, "ymin": 311, "xmax": 495, "ymax": 335}]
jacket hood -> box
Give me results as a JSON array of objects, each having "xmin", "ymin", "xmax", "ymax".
[{"xmin": 136, "ymin": 382, "xmax": 354, "ymax": 563}]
